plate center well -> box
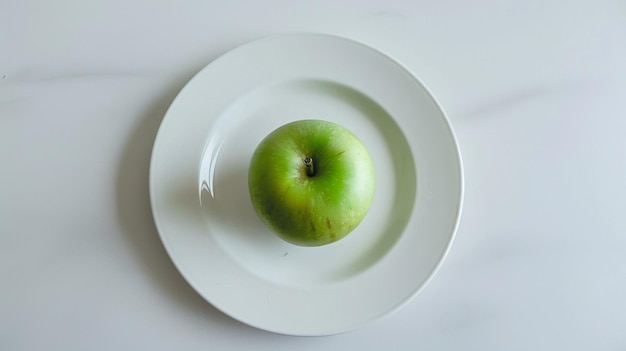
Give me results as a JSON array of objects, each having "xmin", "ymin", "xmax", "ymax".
[{"xmin": 198, "ymin": 79, "xmax": 416, "ymax": 287}]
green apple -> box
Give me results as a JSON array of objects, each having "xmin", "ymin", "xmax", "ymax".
[{"xmin": 248, "ymin": 119, "xmax": 375, "ymax": 246}]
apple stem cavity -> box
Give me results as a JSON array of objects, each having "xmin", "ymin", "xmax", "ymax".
[{"xmin": 304, "ymin": 157, "xmax": 316, "ymax": 177}]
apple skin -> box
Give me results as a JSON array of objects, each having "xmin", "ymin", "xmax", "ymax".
[{"xmin": 248, "ymin": 119, "xmax": 375, "ymax": 247}]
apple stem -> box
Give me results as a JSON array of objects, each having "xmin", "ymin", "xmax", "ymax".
[{"xmin": 304, "ymin": 157, "xmax": 316, "ymax": 177}]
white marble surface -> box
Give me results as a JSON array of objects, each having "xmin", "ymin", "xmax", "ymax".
[{"xmin": 2, "ymin": 0, "xmax": 626, "ymax": 349}]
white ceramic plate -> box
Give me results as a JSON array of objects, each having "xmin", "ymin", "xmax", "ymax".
[{"xmin": 150, "ymin": 34, "xmax": 463, "ymax": 336}]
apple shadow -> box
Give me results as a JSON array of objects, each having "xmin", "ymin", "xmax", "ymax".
[{"xmin": 114, "ymin": 75, "xmax": 264, "ymax": 334}]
